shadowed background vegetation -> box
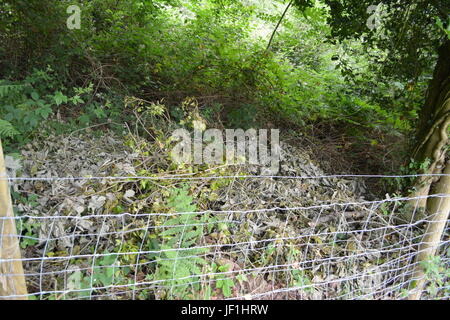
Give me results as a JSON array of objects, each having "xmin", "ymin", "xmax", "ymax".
[{"xmin": 0, "ymin": 0, "xmax": 449, "ymax": 191}]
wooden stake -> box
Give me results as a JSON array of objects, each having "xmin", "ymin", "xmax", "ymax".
[{"xmin": 0, "ymin": 139, "xmax": 28, "ymax": 299}]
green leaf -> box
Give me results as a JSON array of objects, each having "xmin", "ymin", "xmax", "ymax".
[
  {"xmin": 31, "ymin": 91, "xmax": 39, "ymax": 101},
  {"xmin": 0, "ymin": 119, "xmax": 19, "ymax": 138},
  {"xmin": 36, "ymin": 105, "xmax": 53, "ymax": 119},
  {"xmin": 53, "ymin": 91, "xmax": 68, "ymax": 106}
]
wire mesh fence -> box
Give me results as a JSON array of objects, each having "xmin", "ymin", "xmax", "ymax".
[{"xmin": 0, "ymin": 174, "xmax": 449, "ymax": 300}]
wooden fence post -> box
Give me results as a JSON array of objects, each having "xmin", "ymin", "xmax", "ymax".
[{"xmin": 0, "ymin": 139, "xmax": 28, "ymax": 299}]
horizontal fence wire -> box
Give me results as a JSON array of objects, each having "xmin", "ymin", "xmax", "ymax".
[
  {"xmin": 3, "ymin": 173, "xmax": 450, "ymax": 182},
  {"xmin": 0, "ymin": 174, "xmax": 449, "ymax": 300}
]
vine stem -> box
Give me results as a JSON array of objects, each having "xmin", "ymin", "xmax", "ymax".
[{"xmin": 266, "ymin": 0, "xmax": 294, "ymax": 52}]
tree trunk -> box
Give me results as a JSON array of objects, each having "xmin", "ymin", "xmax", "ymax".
[
  {"xmin": 407, "ymin": 40, "xmax": 450, "ymax": 217},
  {"xmin": 416, "ymin": 40, "xmax": 450, "ymax": 149},
  {"xmin": 408, "ymin": 161, "xmax": 450, "ymax": 300},
  {"xmin": 406, "ymin": 40, "xmax": 450, "ymax": 299}
]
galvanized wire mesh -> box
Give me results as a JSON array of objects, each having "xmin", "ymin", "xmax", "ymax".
[{"xmin": 0, "ymin": 175, "xmax": 449, "ymax": 300}]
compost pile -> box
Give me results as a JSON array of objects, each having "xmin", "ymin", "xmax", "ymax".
[{"xmin": 9, "ymin": 130, "xmax": 421, "ymax": 300}]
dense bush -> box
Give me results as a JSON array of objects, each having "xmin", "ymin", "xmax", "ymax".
[{"xmin": 0, "ymin": 0, "xmax": 424, "ymax": 150}]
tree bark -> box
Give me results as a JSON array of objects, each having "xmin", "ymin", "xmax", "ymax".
[
  {"xmin": 407, "ymin": 40, "xmax": 450, "ymax": 215},
  {"xmin": 407, "ymin": 40, "xmax": 450, "ymax": 299},
  {"xmin": 408, "ymin": 161, "xmax": 450, "ymax": 300},
  {"xmin": 416, "ymin": 40, "xmax": 450, "ymax": 149}
]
